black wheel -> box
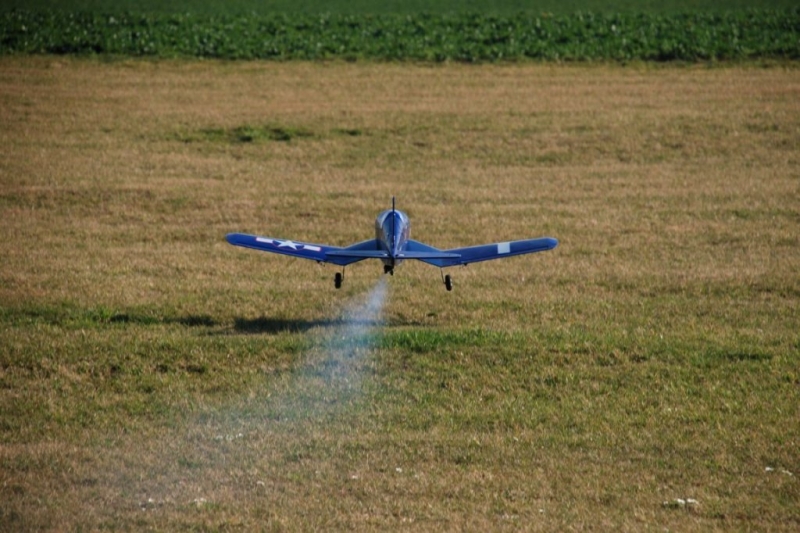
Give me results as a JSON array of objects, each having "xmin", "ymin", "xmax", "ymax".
[
  {"xmin": 334, "ymin": 272, "xmax": 343, "ymax": 289},
  {"xmin": 444, "ymin": 274, "xmax": 452, "ymax": 291}
]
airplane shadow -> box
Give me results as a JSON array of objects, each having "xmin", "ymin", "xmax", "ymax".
[
  {"xmin": 101, "ymin": 312, "xmax": 424, "ymax": 336},
  {"xmin": 99, "ymin": 311, "xmax": 332, "ymax": 334},
  {"xmin": 23, "ymin": 306, "xmax": 402, "ymax": 335},
  {"xmin": 231, "ymin": 316, "xmax": 396, "ymax": 334},
  {"xmin": 168, "ymin": 314, "xmax": 218, "ymax": 327}
]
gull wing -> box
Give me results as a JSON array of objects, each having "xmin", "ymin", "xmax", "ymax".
[
  {"xmin": 406, "ymin": 237, "xmax": 558, "ymax": 267},
  {"xmin": 226, "ymin": 233, "xmax": 384, "ymax": 266}
]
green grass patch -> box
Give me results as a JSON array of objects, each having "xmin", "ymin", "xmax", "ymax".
[
  {"xmin": 0, "ymin": 303, "xmax": 220, "ymax": 329},
  {"xmin": 378, "ymin": 328, "xmax": 516, "ymax": 353},
  {"xmin": 2, "ymin": 0, "xmax": 799, "ymax": 15},
  {"xmin": 178, "ymin": 123, "xmax": 314, "ymax": 144}
]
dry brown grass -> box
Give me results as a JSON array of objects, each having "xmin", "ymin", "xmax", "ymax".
[{"xmin": 1, "ymin": 57, "xmax": 798, "ymax": 531}]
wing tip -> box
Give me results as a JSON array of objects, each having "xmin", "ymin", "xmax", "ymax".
[{"xmin": 226, "ymin": 232, "xmax": 249, "ymax": 245}]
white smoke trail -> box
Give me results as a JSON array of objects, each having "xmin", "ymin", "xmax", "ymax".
[
  {"xmin": 120, "ymin": 279, "xmax": 390, "ymax": 513},
  {"xmin": 312, "ymin": 277, "xmax": 388, "ymax": 396},
  {"xmin": 262, "ymin": 276, "xmax": 390, "ymax": 423}
]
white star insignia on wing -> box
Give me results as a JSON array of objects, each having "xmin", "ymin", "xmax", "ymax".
[{"xmin": 276, "ymin": 239, "xmax": 298, "ymax": 250}]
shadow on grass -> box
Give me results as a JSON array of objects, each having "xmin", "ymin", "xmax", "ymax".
[
  {"xmin": 4, "ymin": 306, "xmax": 220, "ymax": 329},
  {"xmin": 110, "ymin": 313, "xmax": 219, "ymax": 328},
  {"xmin": 4, "ymin": 304, "xmax": 417, "ymax": 333},
  {"xmin": 102, "ymin": 312, "xmax": 352, "ymax": 333},
  {"xmin": 103, "ymin": 312, "xmax": 219, "ymax": 328},
  {"xmin": 233, "ymin": 316, "xmax": 383, "ymax": 334},
  {"xmin": 169, "ymin": 315, "xmax": 218, "ymax": 327}
]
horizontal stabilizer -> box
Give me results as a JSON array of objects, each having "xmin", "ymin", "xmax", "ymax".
[
  {"xmin": 397, "ymin": 251, "xmax": 461, "ymax": 260},
  {"xmin": 325, "ymin": 250, "xmax": 389, "ymax": 259}
]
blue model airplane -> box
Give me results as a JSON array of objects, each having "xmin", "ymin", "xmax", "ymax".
[{"xmin": 226, "ymin": 198, "xmax": 557, "ymax": 291}]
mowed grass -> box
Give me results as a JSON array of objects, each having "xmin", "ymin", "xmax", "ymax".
[
  {"xmin": 6, "ymin": 0, "xmax": 799, "ymax": 15},
  {"xmin": 0, "ymin": 57, "xmax": 798, "ymax": 530}
]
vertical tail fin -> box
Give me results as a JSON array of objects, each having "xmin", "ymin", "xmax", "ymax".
[{"xmin": 391, "ymin": 196, "xmax": 396, "ymax": 255}]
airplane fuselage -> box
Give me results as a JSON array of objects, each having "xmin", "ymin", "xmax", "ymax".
[{"xmin": 375, "ymin": 208, "xmax": 410, "ymax": 273}]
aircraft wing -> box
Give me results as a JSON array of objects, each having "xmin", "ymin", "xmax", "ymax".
[
  {"xmin": 226, "ymin": 234, "xmax": 388, "ymax": 266},
  {"xmin": 406, "ymin": 237, "xmax": 558, "ymax": 267}
]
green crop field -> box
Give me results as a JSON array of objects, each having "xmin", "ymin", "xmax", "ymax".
[
  {"xmin": 3, "ymin": 8, "xmax": 799, "ymax": 62},
  {"xmin": 1, "ymin": 57, "xmax": 798, "ymax": 530}
]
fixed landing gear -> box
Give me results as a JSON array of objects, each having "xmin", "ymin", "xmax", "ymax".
[
  {"xmin": 441, "ymin": 271, "xmax": 453, "ymax": 291},
  {"xmin": 336, "ymin": 267, "xmax": 452, "ymax": 290}
]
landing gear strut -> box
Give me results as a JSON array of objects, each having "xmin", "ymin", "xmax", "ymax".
[
  {"xmin": 441, "ymin": 271, "xmax": 453, "ymax": 291},
  {"xmin": 334, "ymin": 271, "xmax": 344, "ymax": 289}
]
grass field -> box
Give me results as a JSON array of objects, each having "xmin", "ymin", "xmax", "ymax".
[
  {"xmin": 4, "ymin": 0, "xmax": 799, "ymax": 15},
  {"xmin": 0, "ymin": 57, "xmax": 799, "ymax": 530}
]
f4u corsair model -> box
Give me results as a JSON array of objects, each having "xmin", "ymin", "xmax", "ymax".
[{"xmin": 226, "ymin": 198, "xmax": 557, "ymax": 291}]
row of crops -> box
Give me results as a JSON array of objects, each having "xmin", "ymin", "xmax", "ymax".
[{"xmin": 2, "ymin": 9, "xmax": 798, "ymax": 62}]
